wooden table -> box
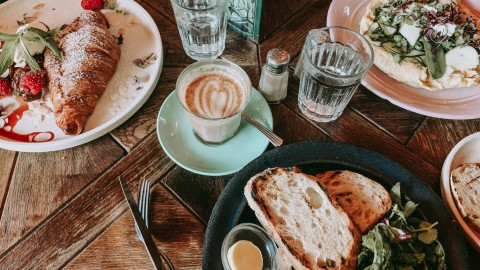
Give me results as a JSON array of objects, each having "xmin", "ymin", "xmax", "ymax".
[{"xmin": 0, "ymin": 0, "xmax": 478, "ymax": 269}]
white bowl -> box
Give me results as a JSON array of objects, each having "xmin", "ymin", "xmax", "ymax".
[{"xmin": 441, "ymin": 132, "xmax": 480, "ymax": 252}]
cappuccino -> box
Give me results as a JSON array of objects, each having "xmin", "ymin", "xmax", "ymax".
[
  {"xmin": 185, "ymin": 73, "xmax": 244, "ymax": 119},
  {"xmin": 176, "ymin": 59, "xmax": 251, "ymax": 144}
]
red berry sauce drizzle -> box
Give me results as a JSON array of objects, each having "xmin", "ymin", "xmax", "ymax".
[{"xmin": 0, "ymin": 97, "xmax": 54, "ymax": 142}]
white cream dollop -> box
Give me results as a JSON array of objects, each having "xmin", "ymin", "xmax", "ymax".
[{"xmin": 13, "ymin": 21, "xmax": 49, "ymax": 67}]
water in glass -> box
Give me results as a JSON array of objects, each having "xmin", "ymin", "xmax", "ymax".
[{"xmin": 298, "ymin": 42, "xmax": 365, "ymax": 122}]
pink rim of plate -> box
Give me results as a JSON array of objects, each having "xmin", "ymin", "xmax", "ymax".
[{"xmin": 327, "ymin": 0, "xmax": 480, "ymax": 120}]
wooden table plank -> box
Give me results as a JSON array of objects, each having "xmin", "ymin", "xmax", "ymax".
[
  {"xmin": 408, "ymin": 118, "xmax": 480, "ymax": 168},
  {"xmin": 0, "ymin": 149, "xmax": 16, "ymax": 216},
  {"xmin": 0, "ymin": 133, "xmax": 173, "ymax": 269},
  {"xmin": 111, "ymin": 68, "xmax": 183, "ymax": 151},
  {"xmin": 349, "ymin": 86, "xmax": 426, "ymax": 143},
  {"xmin": 283, "ymin": 79, "xmax": 440, "ymax": 191},
  {"xmin": 258, "ymin": 0, "xmax": 331, "ymax": 65},
  {"xmin": 0, "ymin": 136, "xmax": 124, "ymax": 253},
  {"xmin": 66, "ymin": 183, "xmax": 204, "ymax": 270}
]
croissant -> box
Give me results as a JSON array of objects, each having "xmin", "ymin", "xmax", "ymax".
[{"xmin": 44, "ymin": 10, "xmax": 120, "ymax": 135}]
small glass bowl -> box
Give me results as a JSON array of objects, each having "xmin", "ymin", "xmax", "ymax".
[{"xmin": 221, "ymin": 223, "xmax": 278, "ymax": 270}]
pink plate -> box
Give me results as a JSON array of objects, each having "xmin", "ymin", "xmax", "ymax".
[{"xmin": 327, "ymin": 0, "xmax": 480, "ymax": 119}]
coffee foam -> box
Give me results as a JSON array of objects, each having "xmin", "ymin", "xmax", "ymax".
[{"xmin": 185, "ymin": 73, "xmax": 244, "ymax": 118}]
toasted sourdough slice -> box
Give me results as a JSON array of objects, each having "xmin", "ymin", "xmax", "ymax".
[
  {"xmin": 451, "ymin": 163, "xmax": 480, "ymax": 236},
  {"xmin": 244, "ymin": 167, "xmax": 360, "ymax": 270},
  {"xmin": 316, "ymin": 170, "xmax": 392, "ymax": 234}
]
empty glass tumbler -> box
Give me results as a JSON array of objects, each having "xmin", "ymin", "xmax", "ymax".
[
  {"xmin": 298, "ymin": 27, "xmax": 374, "ymax": 122},
  {"xmin": 171, "ymin": 0, "xmax": 229, "ymax": 60}
]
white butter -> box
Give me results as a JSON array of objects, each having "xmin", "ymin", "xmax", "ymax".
[
  {"xmin": 399, "ymin": 23, "xmax": 421, "ymax": 46},
  {"xmin": 13, "ymin": 21, "xmax": 49, "ymax": 67},
  {"xmin": 227, "ymin": 240, "xmax": 263, "ymax": 270}
]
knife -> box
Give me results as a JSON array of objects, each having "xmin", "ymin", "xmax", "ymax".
[{"xmin": 119, "ymin": 177, "xmax": 166, "ymax": 270}]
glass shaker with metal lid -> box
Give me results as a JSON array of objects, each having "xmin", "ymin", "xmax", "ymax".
[{"xmin": 258, "ymin": 48, "xmax": 290, "ymax": 103}]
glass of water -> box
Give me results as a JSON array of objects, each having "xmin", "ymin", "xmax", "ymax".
[
  {"xmin": 298, "ymin": 27, "xmax": 374, "ymax": 122},
  {"xmin": 171, "ymin": 0, "xmax": 229, "ymax": 60}
]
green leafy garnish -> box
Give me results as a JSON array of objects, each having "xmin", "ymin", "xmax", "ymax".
[
  {"xmin": 422, "ymin": 38, "xmax": 446, "ymax": 79},
  {"xmin": 0, "ymin": 26, "xmax": 61, "ymax": 75},
  {"xmin": 357, "ymin": 183, "xmax": 446, "ymax": 270}
]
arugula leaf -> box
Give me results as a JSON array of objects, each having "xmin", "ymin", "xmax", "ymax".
[
  {"xmin": 0, "ymin": 39, "xmax": 17, "ymax": 75},
  {"xmin": 390, "ymin": 182, "xmax": 402, "ymax": 206},
  {"xmin": 0, "ymin": 26, "xmax": 61, "ymax": 73},
  {"xmin": 26, "ymin": 28, "xmax": 61, "ymax": 60},
  {"xmin": 18, "ymin": 38, "xmax": 40, "ymax": 71},
  {"xmin": 358, "ymin": 183, "xmax": 446, "ymax": 270}
]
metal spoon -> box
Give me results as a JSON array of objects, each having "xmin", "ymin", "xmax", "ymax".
[{"xmin": 241, "ymin": 113, "xmax": 283, "ymax": 147}]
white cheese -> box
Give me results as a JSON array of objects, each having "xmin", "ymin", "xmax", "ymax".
[
  {"xmin": 445, "ymin": 45, "xmax": 479, "ymax": 70},
  {"xmin": 433, "ymin": 23, "xmax": 456, "ymax": 37},
  {"xmin": 399, "ymin": 23, "xmax": 421, "ymax": 46}
]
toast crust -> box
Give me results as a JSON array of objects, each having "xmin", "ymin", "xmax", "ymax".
[
  {"xmin": 316, "ymin": 170, "xmax": 392, "ymax": 233},
  {"xmin": 245, "ymin": 167, "xmax": 360, "ymax": 270}
]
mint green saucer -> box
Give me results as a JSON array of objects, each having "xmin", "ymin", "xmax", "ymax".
[{"xmin": 156, "ymin": 88, "xmax": 273, "ymax": 176}]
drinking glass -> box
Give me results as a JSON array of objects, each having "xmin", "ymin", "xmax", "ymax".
[
  {"xmin": 176, "ymin": 59, "xmax": 251, "ymax": 144},
  {"xmin": 298, "ymin": 27, "xmax": 374, "ymax": 122},
  {"xmin": 170, "ymin": 0, "xmax": 229, "ymax": 60}
]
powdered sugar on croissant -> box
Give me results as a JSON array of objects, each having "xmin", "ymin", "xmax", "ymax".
[{"xmin": 44, "ymin": 10, "xmax": 121, "ymax": 135}]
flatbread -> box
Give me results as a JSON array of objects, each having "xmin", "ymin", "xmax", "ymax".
[{"xmin": 359, "ymin": 0, "xmax": 480, "ymax": 90}]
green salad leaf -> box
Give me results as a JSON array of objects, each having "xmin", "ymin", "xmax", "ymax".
[
  {"xmin": 357, "ymin": 183, "xmax": 446, "ymax": 270},
  {"xmin": 0, "ymin": 26, "xmax": 60, "ymax": 75}
]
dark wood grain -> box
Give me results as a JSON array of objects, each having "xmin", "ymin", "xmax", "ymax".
[
  {"xmin": 258, "ymin": 0, "xmax": 331, "ymax": 65},
  {"xmin": 348, "ymin": 86, "xmax": 426, "ymax": 143},
  {"xmin": 66, "ymin": 183, "xmax": 204, "ymax": 270},
  {"xmin": 162, "ymin": 167, "xmax": 229, "ymax": 225},
  {"xmin": 408, "ymin": 118, "xmax": 480, "ymax": 168},
  {"xmin": 0, "ymin": 136, "xmax": 124, "ymax": 253},
  {"xmin": 0, "ymin": 133, "xmax": 173, "ymax": 269},
  {"xmin": 0, "ymin": 149, "xmax": 16, "ymax": 216},
  {"xmin": 258, "ymin": 0, "xmax": 315, "ymax": 42},
  {"xmin": 283, "ymin": 79, "xmax": 440, "ymax": 191}
]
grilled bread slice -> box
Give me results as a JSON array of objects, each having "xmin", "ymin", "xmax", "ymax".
[
  {"xmin": 316, "ymin": 170, "xmax": 392, "ymax": 234},
  {"xmin": 451, "ymin": 163, "xmax": 480, "ymax": 236},
  {"xmin": 244, "ymin": 167, "xmax": 360, "ymax": 270}
]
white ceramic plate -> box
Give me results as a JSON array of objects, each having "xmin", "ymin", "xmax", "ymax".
[
  {"xmin": 327, "ymin": 0, "xmax": 480, "ymax": 119},
  {"xmin": 440, "ymin": 132, "xmax": 480, "ymax": 252},
  {"xmin": 0, "ymin": 0, "xmax": 163, "ymax": 152}
]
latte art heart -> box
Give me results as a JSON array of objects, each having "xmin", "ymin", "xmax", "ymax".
[{"xmin": 185, "ymin": 73, "xmax": 244, "ymax": 118}]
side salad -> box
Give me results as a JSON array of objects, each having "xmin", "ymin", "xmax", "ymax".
[
  {"xmin": 364, "ymin": 0, "xmax": 480, "ymax": 79},
  {"xmin": 357, "ymin": 183, "xmax": 446, "ymax": 270}
]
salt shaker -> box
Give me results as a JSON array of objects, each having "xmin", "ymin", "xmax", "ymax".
[{"xmin": 258, "ymin": 48, "xmax": 290, "ymax": 104}]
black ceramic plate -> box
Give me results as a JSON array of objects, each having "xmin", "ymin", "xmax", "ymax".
[{"xmin": 203, "ymin": 141, "xmax": 471, "ymax": 270}]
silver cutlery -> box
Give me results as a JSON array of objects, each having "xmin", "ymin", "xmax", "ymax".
[
  {"xmin": 119, "ymin": 177, "xmax": 166, "ymax": 270},
  {"xmin": 135, "ymin": 179, "xmax": 176, "ymax": 270},
  {"xmin": 241, "ymin": 113, "xmax": 283, "ymax": 147}
]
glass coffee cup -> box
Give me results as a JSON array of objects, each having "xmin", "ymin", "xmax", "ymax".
[{"xmin": 176, "ymin": 59, "xmax": 252, "ymax": 144}]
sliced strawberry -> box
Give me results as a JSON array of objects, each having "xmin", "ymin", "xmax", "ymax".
[
  {"xmin": 19, "ymin": 71, "xmax": 45, "ymax": 96},
  {"xmin": 81, "ymin": 0, "xmax": 105, "ymax": 10}
]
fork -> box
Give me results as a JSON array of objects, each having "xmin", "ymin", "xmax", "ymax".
[{"xmin": 136, "ymin": 179, "xmax": 176, "ymax": 270}]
